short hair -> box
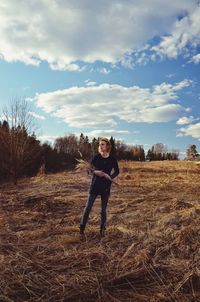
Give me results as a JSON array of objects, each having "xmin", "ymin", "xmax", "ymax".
[{"xmin": 98, "ymin": 137, "xmax": 111, "ymax": 153}]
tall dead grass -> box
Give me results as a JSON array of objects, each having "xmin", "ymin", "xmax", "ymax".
[{"xmin": 0, "ymin": 161, "xmax": 200, "ymax": 301}]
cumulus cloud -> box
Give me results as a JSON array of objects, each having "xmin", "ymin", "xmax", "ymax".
[
  {"xmin": 0, "ymin": 1, "xmax": 197, "ymax": 69},
  {"xmin": 33, "ymin": 79, "xmax": 192, "ymax": 128},
  {"xmin": 152, "ymin": 7, "xmax": 200, "ymax": 59},
  {"xmin": 176, "ymin": 116, "xmax": 199, "ymax": 125},
  {"xmin": 177, "ymin": 123, "xmax": 200, "ymax": 140}
]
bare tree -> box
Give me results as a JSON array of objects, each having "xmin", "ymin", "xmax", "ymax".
[
  {"xmin": 132, "ymin": 145, "xmax": 145, "ymax": 161},
  {"xmin": 151, "ymin": 143, "xmax": 167, "ymax": 160},
  {"xmin": 3, "ymin": 98, "xmax": 34, "ymax": 132},
  {"xmin": 152, "ymin": 143, "xmax": 167, "ymax": 154},
  {"xmin": 55, "ymin": 134, "xmax": 79, "ymax": 155},
  {"xmin": 0, "ymin": 121, "xmax": 10, "ymax": 180},
  {"xmin": 1, "ymin": 97, "xmax": 37, "ymax": 184}
]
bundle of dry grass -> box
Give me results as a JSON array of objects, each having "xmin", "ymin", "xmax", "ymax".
[
  {"xmin": 75, "ymin": 158, "xmax": 92, "ymax": 174},
  {"xmin": 0, "ymin": 161, "xmax": 200, "ymax": 301}
]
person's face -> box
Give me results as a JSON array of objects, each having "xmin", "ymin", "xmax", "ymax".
[{"xmin": 99, "ymin": 141, "xmax": 108, "ymax": 153}]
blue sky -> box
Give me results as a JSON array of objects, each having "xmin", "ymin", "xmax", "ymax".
[{"xmin": 0, "ymin": 0, "xmax": 200, "ymax": 158}]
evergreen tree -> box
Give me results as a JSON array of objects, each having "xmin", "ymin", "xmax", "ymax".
[
  {"xmin": 110, "ymin": 136, "xmax": 116, "ymax": 156},
  {"xmin": 91, "ymin": 137, "xmax": 98, "ymax": 156},
  {"xmin": 186, "ymin": 144, "xmax": 198, "ymax": 160},
  {"xmin": 78, "ymin": 133, "xmax": 91, "ymax": 159},
  {"xmin": 146, "ymin": 149, "xmax": 154, "ymax": 161}
]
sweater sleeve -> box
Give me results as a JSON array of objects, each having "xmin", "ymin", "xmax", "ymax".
[
  {"xmin": 90, "ymin": 154, "xmax": 98, "ymax": 167},
  {"xmin": 110, "ymin": 157, "xmax": 119, "ymax": 179}
]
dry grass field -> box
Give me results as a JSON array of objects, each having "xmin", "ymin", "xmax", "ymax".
[{"xmin": 0, "ymin": 161, "xmax": 200, "ymax": 302}]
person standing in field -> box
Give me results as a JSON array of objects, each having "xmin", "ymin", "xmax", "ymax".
[{"xmin": 80, "ymin": 138, "xmax": 119, "ymax": 237}]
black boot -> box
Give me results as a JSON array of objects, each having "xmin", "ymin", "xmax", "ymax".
[{"xmin": 79, "ymin": 225, "xmax": 85, "ymax": 236}]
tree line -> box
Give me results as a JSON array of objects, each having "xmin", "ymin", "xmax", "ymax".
[
  {"xmin": 0, "ymin": 99, "xmax": 189, "ymax": 184},
  {"xmin": 0, "ymin": 126, "xmax": 180, "ymax": 185}
]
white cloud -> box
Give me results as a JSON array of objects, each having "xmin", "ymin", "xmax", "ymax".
[
  {"xmin": 0, "ymin": 1, "xmax": 197, "ymax": 69},
  {"xmin": 85, "ymin": 80, "xmax": 97, "ymax": 86},
  {"xmin": 25, "ymin": 97, "xmax": 34, "ymax": 102},
  {"xmin": 28, "ymin": 111, "xmax": 45, "ymax": 120},
  {"xmin": 152, "ymin": 7, "xmax": 200, "ymax": 59},
  {"xmin": 38, "ymin": 135, "xmax": 58, "ymax": 144},
  {"xmin": 33, "ymin": 79, "xmax": 191, "ymax": 128},
  {"xmin": 166, "ymin": 73, "xmax": 176, "ymax": 78},
  {"xmin": 98, "ymin": 67, "xmax": 111, "ymax": 75},
  {"xmin": 177, "ymin": 123, "xmax": 200, "ymax": 140},
  {"xmin": 87, "ymin": 129, "xmax": 129, "ymax": 138},
  {"xmin": 50, "ymin": 62, "xmax": 86, "ymax": 72},
  {"xmin": 190, "ymin": 53, "xmax": 200, "ymax": 64},
  {"xmin": 176, "ymin": 116, "xmax": 199, "ymax": 125},
  {"xmin": 120, "ymin": 48, "xmax": 151, "ymax": 68}
]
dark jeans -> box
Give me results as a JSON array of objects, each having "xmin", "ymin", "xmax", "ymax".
[{"xmin": 80, "ymin": 193, "xmax": 109, "ymax": 230}]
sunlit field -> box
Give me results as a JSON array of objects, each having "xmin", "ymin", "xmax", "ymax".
[{"xmin": 0, "ymin": 160, "xmax": 200, "ymax": 302}]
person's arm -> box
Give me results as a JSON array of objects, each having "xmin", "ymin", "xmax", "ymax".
[
  {"xmin": 94, "ymin": 170, "xmax": 112, "ymax": 181},
  {"xmin": 94, "ymin": 170, "xmax": 104, "ymax": 176},
  {"xmin": 88, "ymin": 155, "xmax": 98, "ymax": 175},
  {"xmin": 110, "ymin": 157, "xmax": 119, "ymax": 179}
]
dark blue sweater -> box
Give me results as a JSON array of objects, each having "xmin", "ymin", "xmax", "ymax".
[{"xmin": 89, "ymin": 154, "xmax": 119, "ymax": 195}]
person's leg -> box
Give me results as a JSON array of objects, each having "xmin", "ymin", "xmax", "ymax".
[
  {"xmin": 80, "ymin": 193, "xmax": 97, "ymax": 233},
  {"xmin": 100, "ymin": 193, "xmax": 109, "ymax": 236}
]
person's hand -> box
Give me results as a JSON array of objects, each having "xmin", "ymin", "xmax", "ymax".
[
  {"xmin": 94, "ymin": 170, "xmax": 105, "ymax": 177},
  {"xmin": 103, "ymin": 173, "xmax": 112, "ymax": 181},
  {"xmin": 94, "ymin": 170, "xmax": 112, "ymax": 181}
]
